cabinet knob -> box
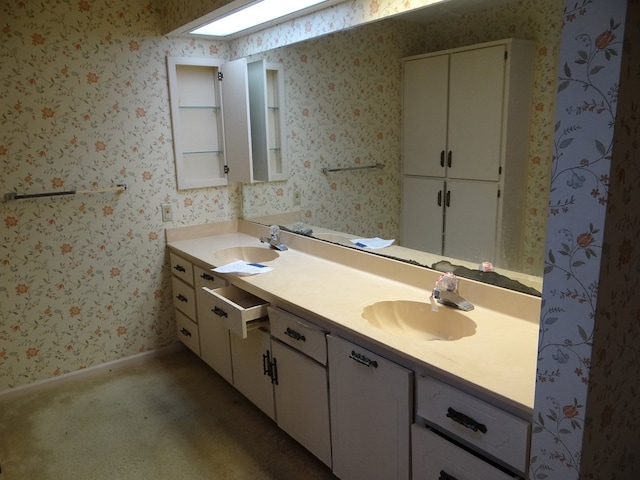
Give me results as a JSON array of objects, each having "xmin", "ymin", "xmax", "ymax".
[
  {"xmin": 349, "ymin": 350, "xmax": 378, "ymax": 368},
  {"xmin": 173, "ymin": 264, "xmax": 186, "ymax": 273},
  {"xmin": 179, "ymin": 327, "xmax": 192, "ymax": 337},
  {"xmin": 200, "ymin": 272, "xmax": 215, "ymax": 282},
  {"xmin": 285, "ymin": 327, "xmax": 306, "ymax": 342},
  {"xmin": 212, "ymin": 306, "xmax": 228, "ymax": 318}
]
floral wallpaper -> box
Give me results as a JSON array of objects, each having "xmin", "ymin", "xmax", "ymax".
[
  {"xmin": 241, "ymin": 0, "xmax": 562, "ymax": 276},
  {"xmin": 530, "ymin": 0, "xmax": 637, "ymax": 478},
  {"xmin": 0, "ymin": 0, "xmax": 237, "ymax": 391}
]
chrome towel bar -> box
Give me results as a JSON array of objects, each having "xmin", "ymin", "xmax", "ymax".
[
  {"xmin": 4, "ymin": 183, "xmax": 127, "ymax": 201},
  {"xmin": 321, "ymin": 163, "xmax": 384, "ymax": 174}
]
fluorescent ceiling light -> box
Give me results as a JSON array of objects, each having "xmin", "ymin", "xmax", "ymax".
[{"xmin": 190, "ymin": 0, "xmax": 328, "ymax": 37}]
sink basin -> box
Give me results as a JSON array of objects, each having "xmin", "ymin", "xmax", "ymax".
[
  {"xmin": 212, "ymin": 246, "xmax": 279, "ymax": 264},
  {"xmin": 362, "ymin": 301, "xmax": 476, "ymax": 341}
]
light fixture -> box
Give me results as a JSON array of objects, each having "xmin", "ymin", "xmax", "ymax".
[{"xmin": 190, "ymin": 0, "xmax": 330, "ymax": 37}]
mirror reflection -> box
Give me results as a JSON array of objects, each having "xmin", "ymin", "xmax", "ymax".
[{"xmin": 241, "ymin": 0, "xmax": 563, "ymax": 296}]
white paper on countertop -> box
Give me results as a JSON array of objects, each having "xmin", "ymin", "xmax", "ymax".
[
  {"xmin": 350, "ymin": 237, "xmax": 395, "ymax": 249},
  {"xmin": 212, "ymin": 261, "xmax": 273, "ymax": 275}
]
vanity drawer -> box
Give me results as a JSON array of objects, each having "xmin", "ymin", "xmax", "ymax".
[
  {"xmin": 268, "ymin": 307, "xmax": 327, "ymax": 365},
  {"xmin": 201, "ymin": 286, "xmax": 269, "ymax": 339},
  {"xmin": 171, "ymin": 276, "xmax": 197, "ymax": 320},
  {"xmin": 169, "ymin": 252, "xmax": 194, "ymax": 286},
  {"xmin": 176, "ymin": 310, "xmax": 200, "ymax": 356},
  {"xmin": 194, "ymin": 265, "xmax": 227, "ymax": 291},
  {"xmin": 416, "ymin": 375, "xmax": 530, "ymax": 474},
  {"xmin": 412, "ymin": 424, "xmax": 517, "ymax": 479}
]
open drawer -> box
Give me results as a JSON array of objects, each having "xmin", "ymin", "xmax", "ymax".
[{"xmin": 201, "ymin": 286, "xmax": 269, "ymax": 338}]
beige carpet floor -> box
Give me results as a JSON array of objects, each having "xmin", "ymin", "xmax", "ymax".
[{"xmin": 0, "ymin": 347, "xmax": 338, "ymax": 480}]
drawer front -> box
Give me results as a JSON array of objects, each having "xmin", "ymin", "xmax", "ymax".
[
  {"xmin": 171, "ymin": 276, "xmax": 197, "ymax": 320},
  {"xmin": 194, "ymin": 265, "xmax": 227, "ymax": 291},
  {"xmin": 412, "ymin": 425, "xmax": 517, "ymax": 480},
  {"xmin": 268, "ymin": 307, "xmax": 327, "ymax": 365},
  {"xmin": 176, "ymin": 310, "xmax": 200, "ymax": 355},
  {"xmin": 169, "ymin": 251, "xmax": 194, "ymax": 286},
  {"xmin": 201, "ymin": 286, "xmax": 268, "ymax": 339},
  {"xmin": 416, "ymin": 375, "xmax": 530, "ymax": 474}
]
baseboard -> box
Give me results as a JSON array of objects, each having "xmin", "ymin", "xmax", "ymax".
[{"xmin": 0, "ymin": 342, "xmax": 186, "ymax": 402}]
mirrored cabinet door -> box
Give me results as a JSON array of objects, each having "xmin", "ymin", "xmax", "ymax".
[{"xmin": 167, "ymin": 57, "xmax": 227, "ymax": 189}]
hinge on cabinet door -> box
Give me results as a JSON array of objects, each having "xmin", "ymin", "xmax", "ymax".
[
  {"xmin": 224, "ymin": 165, "xmax": 229, "ymax": 174},
  {"xmin": 218, "ymin": 71, "xmax": 223, "ymax": 81}
]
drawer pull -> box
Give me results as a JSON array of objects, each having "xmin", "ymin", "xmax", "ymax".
[
  {"xmin": 285, "ymin": 327, "xmax": 306, "ymax": 342},
  {"xmin": 349, "ymin": 350, "xmax": 378, "ymax": 368},
  {"xmin": 446, "ymin": 407, "xmax": 487, "ymax": 434},
  {"xmin": 179, "ymin": 327, "xmax": 192, "ymax": 337},
  {"xmin": 200, "ymin": 272, "xmax": 215, "ymax": 282},
  {"xmin": 212, "ymin": 306, "xmax": 228, "ymax": 318},
  {"xmin": 439, "ymin": 470, "xmax": 458, "ymax": 480},
  {"xmin": 176, "ymin": 294, "xmax": 188, "ymax": 303},
  {"xmin": 271, "ymin": 357, "xmax": 278, "ymax": 385},
  {"xmin": 173, "ymin": 264, "xmax": 186, "ymax": 273}
]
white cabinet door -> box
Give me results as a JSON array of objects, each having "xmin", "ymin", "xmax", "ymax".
[
  {"xmin": 328, "ymin": 335, "xmax": 412, "ymax": 480},
  {"xmin": 271, "ymin": 340, "xmax": 332, "ymax": 467},
  {"xmin": 401, "ymin": 176, "xmax": 444, "ymax": 253},
  {"xmin": 220, "ymin": 58, "xmax": 254, "ymax": 184},
  {"xmin": 444, "ymin": 179, "xmax": 499, "ymax": 263},
  {"xmin": 402, "ymin": 54, "xmax": 449, "ymax": 178},
  {"xmin": 230, "ymin": 328, "xmax": 275, "ymax": 420},
  {"xmin": 197, "ymin": 285, "xmax": 233, "ymax": 384},
  {"xmin": 447, "ymin": 45, "xmax": 505, "ymax": 182}
]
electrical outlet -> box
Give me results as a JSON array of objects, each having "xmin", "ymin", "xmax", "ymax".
[
  {"xmin": 161, "ymin": 204, "xmax": 173, "ymax": 222},
  {"xmin": 293, "ymin": 189, "xmax": 301, "ymax": 206}
]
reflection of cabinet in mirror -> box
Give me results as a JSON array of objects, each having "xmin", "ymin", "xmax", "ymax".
[
  {"xmin": 401, "ymin": 39, "xmax": 534, "ymax": 270},
  {"xmin": 167, "ymin": 57, "xmax": 287, "ymax": 189}
]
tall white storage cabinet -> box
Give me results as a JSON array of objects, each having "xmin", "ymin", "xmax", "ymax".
[
  {"xmin": 401, "ymin": 39, "xmax": 534, "ymax": 270},
  {"xmin": 167, "ymin": 57, "xmax": 287, "ymax": 188}
]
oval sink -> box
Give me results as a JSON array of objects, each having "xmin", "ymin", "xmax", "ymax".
[
  {"xmin": 212, "ymin": 246, "xmax": 279, "ymax": 264},
  {"xmin": 362, "ymin": 301, "xmax": 476, "ymax": 341}
]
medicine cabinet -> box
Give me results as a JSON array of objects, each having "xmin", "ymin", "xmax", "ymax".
[{"xmin": 167, "ymin": 56, "xmax": 287, "ymax": 189}]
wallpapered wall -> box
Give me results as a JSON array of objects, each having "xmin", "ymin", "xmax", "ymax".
[{"xmin": 0, "ymin": 0, "xmax": 237, "ymax": 390}]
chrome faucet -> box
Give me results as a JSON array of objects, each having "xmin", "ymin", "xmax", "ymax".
[
  {"xmin": 431, "ymin": 272, "xmax": 474, "ymax": 311},
  {"xmin": 260, "ymin": 225, "xmax": 289, "ymax": 251}
]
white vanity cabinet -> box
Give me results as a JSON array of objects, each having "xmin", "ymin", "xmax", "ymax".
[
  {"xmin": 401, "ymin": 39, "xmax": 534, "ymax": 269},
  {"xmin": 167, "ymin": 56, "xmax": 287, "ymax": 189},
  {"xmin": 414, "ymin": 375, "xmax": 530, "ymax": 478},
  {"xmin": 328, "ymin": 335, "xmax": 413, "ymax": 480},
  {"xmin": 169, "ymin": 252, "xmax": 200, "ymax": 355}
]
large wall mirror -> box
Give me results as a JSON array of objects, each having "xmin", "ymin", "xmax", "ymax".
[{"xmin": 239, "ymin": 0, "xmax": 563, "ymax": 296}]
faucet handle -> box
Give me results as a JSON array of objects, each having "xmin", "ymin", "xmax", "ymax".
[{"xmin": 269, "ymin": 225, "xmax": 280, "ymax": 238}]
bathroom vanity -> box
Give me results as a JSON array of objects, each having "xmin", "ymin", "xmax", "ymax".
[{"xmin": 166, "ymin": 220, "xmax": 540, "ymax": 479}]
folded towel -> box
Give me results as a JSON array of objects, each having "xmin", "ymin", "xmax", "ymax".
[
  {"xmin": 213, "ymin": 261, "xmax": 272, "ymax": 275},
  {"xmin": 350, "ymin": 237, "xmax": 395, "ymax": 249}
]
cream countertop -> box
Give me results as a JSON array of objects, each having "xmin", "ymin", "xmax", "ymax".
[{"xmin": 166, "ymin": 220, "xmax": 540, "ymax": 419}]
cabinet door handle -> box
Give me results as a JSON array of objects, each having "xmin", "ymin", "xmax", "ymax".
[
  {"xmin": 446, "ymin": 407, "xmax": 487, "ymax": 434},
  {"xmin": 349, "ymin": 350, "xmax": 378, "ymax": 368},
  {"xmin": 285, "ymin": 327, "xmax": 306, "ymax": 342},
  {"xmin": 445, "ymin": 190, "xmax": 451, "ymax": 208},
  {"xmin": 437, "ymin": 190, "xmax": 442, "ymax": 207},
  {"xmin": 439, "ymin": 470, "xmax": 458, "ymax": 480},
  {"xmin": 262, "ymin": 350, "xmax": 272, "ymax": 377},
  {"xmin": 200, "ymin": 272, "xmax": 215, "ymax": 282},
  {"xmin": 176, "ymin": 294, "xmax": 188, "ymax": 303},
  {"xmin": 447, "ymin": 150, "xmax": 452, "ymax": 168},
  {"xmin": 440, "ymin": 150, "xmax": 445, "ymax": 168},
  {"xmin": 212, "ymin": 306, "xmax": 227, "ymax": 318},
  {"xmin": 179, "ymin": 327, "xmax": 192, "ymax": 337},
  {"xmin": 271, "ymin": 357, "xmax": 278, "ymax": 385},
  {"xmin": 173, "ymin": 264, "xmax": 186, "ymax": 273}
]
